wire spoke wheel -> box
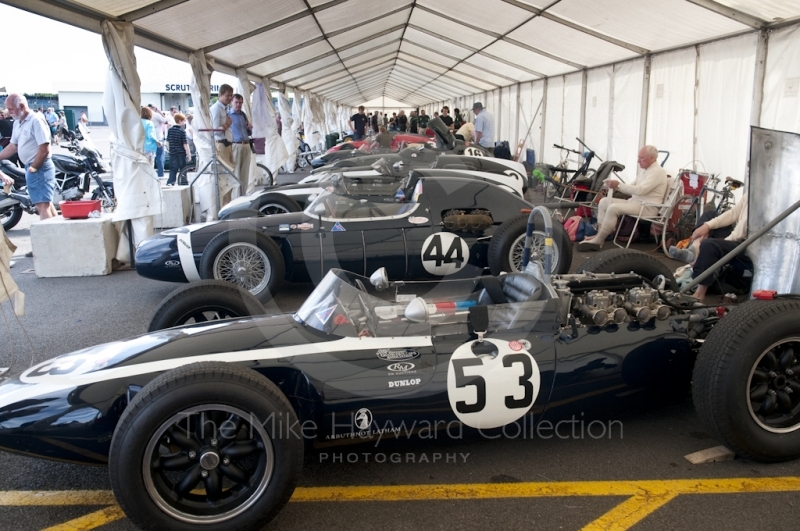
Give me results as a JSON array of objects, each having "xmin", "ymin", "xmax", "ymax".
[
  {"xmin": 747, "ymin": 338, "xmax": 800, "ymax": 433},
  {"xmin": 213, "ymin": 243, "xmax": 271, "ymax": 295},
  {"xmin": 509, "ymin": 232, "xmax": 559, "ymax": 273},
  {"xmin": 143, "ymin": 404, "xmax": 274, "ymax": 524}
]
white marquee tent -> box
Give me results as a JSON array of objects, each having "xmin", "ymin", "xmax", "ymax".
[{"xmin": 7, "ymin": 0, "xmax": 800, "ymax": 181}]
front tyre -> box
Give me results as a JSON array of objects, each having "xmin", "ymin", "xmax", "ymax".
[
  {"xmin": 109, "ymin": 362, "xmax": 303, "ymax": 531},
  {"xmin": 488, "ymin": 213, "xmax": 572, "ymax": 275},
  {"xmin": 199, "ymin": 229, "xmax": 285, "ymax": 303},
  {"xmin": 693, "ymin": 299, "xmax": 800, "ymax": 462}
]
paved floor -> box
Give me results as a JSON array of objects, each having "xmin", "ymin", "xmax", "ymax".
[{"xmin": 2, "ymin": 159, "xmax": 798, "ymax": 531}]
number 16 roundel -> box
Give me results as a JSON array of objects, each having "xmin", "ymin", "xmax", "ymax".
[{"xmin": 447, "ymin": 339, "xmax": 540, "ymax": 429}]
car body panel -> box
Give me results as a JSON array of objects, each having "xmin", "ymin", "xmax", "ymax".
[{"xmin": 0, "ymin": 269, "xmax": 693, "ymax": 465}]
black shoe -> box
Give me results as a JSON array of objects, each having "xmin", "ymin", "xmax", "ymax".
[{"xmin": 25, "ymin": 251, "xmax": 33, "ymax": 257}]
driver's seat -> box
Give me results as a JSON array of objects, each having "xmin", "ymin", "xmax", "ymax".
[{"xmin": 477, "ymin": 273, "xmax": 544, "ymax": 305}]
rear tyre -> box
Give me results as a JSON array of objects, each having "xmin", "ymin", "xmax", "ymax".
[
  {"xmin": 577, "ymin": 248, "xmax": 676, "ymax": 290},
  {"xmin": 693, "ymin": 299, "xmax": 800, "ymax": 462},
  {"xmin": 0, "ymin": 205, "xmax": 23, "ymax": 231},
  {"xmin": 199, "ymin": 229, "xmax": 285, "ymax": 303},
  {"xmin": 109, "ymin": 362, "xmax": 303, "ymax": 531},
  {"xmin": 255, "ymin": 194, "xmax": 301, "ymax": 216},
  {"xmin": 147, "ymin": 280, "xmax": 265, "ymax": 332},
  {"xmin": 488, "ymin": 213, "xmax": 572, "ymax": 275}
]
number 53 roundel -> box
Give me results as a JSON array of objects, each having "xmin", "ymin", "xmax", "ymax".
[{"xmin": 447, "ymin": 339, "xmax": 541, "ymax": 429}]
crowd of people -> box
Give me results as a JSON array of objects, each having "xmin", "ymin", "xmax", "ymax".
[{"xmin": 348, "ymin": 102, "xmax": 495, "ymax": 147}]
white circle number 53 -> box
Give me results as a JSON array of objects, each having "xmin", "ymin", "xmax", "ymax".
[{"xmin": 447, "ymin": 339, "xmax": 540, "ymax": 429}]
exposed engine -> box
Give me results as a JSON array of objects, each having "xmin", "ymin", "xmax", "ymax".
[
  {"xmin": 552, "ymin": 272, "xmax": 710, "ymax": 330},
  {"xmin": 442, "ymin": 208, "xmax": 493, "ymax": 232}
]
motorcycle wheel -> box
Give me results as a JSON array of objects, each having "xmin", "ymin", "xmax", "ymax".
[
  {"xmin": 91, "ymin": 183, "xmax": 116, "ymax": 212},
  {"xmin": 0, "ymin": 205, "xmax": 23, "ymax": 231}
]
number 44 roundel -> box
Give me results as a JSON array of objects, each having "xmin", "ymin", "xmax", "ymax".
[
  {"xmin": 447, "ymin": 339, "xmax": 541, "ymax": 429},
  {"xmin": 421, "ymin": 233, "xmax": 470, "ymax": 276}
]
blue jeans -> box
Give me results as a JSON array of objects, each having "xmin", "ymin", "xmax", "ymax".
[
  {"xmin": 155, "ymin": 144, "xmax": 165, "ymax": 177},
  {"xmin": 167, "ymin": 153, "xmax": 185, "ymax": 185}
]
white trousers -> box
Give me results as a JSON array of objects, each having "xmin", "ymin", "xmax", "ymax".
[{"xmin": 596, "ymin": 197, "xmax": 657, "ymax": 229}]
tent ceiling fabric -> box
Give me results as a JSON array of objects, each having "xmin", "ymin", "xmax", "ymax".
[{"xmin": 8, "ymin": 0, "xmax": 800, "ymax": 106}]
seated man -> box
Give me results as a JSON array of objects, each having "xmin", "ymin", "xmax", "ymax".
[
  {"xmin": 578, "ymin": 145, "xmax": 667, "ymax": 251},
  {"xmin": 373, "ymin": 126, "xmax": 392, "ymax": 148},
  {"xmin": 669, "ymin": 194, "xmax": 748, "ymax": 302}
]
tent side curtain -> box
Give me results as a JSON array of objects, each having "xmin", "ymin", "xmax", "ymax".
[{"xmin": 445, "ymin": 29, "xmax": 796, "ymax": 184}]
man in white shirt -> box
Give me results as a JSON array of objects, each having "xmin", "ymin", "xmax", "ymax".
[
  {"xmin": 0, "ymin": 94, "xmax": 57, "ymax": 220},
  {"xmin": 472, "ymin": 102, "xmax": 495, "ymax": 148},
  {"xmin": 210, "ymin": 84, "xmax": 235, "ymax": 169},
  {"xmin": 578, "ymin": 145, "xmax": 667, "ymax": 251}
]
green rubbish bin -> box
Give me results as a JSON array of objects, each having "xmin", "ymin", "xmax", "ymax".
[
  {"xmin": 325, "ymin": 133, "xmax": 339, "ymax": 150},
  {"xmin": 63, "ymin": 109, "xmax": 76, "ymax": 130}
]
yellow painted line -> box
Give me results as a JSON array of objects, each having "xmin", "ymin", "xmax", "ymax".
[
  {"xmin": 0, "ymin": 477, "xmax": 798, "ymax": 507},
  {"xmin": 582, "ymin": 493, "xmax": 678, "ymax": 531},
  {"xmin": 0, "ymin": 491, "xmax": 115, "ymax": 506},
  {"xmin": 289, "ymin": 477, "xmax": 800, "ymax": 502},
  {"xmin": 0, "ymin": 477, "xmax": 798, "ymax": 531},
  {"xmin": 39, "ymin": 506, "xmax": 125, "ymax": 531}
]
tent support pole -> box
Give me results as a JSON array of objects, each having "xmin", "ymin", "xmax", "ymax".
[
  {"xmin": 750, "ymin": 29, "xmax": 769, "ymax": 127},
  {"xmin": 579, "ymin": 69, "xmax": 588, "ymax": 142},
  {"xmin": 638, "ymin": 55, "xmax": 652, "ymax": 151}
]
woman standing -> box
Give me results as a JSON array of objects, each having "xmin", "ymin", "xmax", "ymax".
[{"xmin": 140, "ymin": 107, "xmax": 160, "ymax": 166}]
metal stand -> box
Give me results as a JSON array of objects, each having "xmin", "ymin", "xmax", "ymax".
[{"xmin": 189, "ymin": 128, "xmax": 242, "ymax": 221}]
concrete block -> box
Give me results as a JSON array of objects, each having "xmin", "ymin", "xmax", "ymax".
[
  {"xmin": 30, "ymin": 213, "xmax": 118, "ymax": 277},
  {"xmin": 154, "ymin": 185, "xmax": 191, "ymax": 228}
]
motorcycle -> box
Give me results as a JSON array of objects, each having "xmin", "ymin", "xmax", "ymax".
[{"xmin": 0, "ymin": 131, "xmax": 116, "ymax": 230}]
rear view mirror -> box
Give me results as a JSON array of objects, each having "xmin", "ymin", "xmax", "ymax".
[{"xmin": 370, "ymin": 268, "xmax": 389, "ymax": 291}]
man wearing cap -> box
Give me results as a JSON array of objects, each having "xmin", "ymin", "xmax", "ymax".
[{"xmin": 473, "ymin": 102, "xmax": 495, "ymax": 148}]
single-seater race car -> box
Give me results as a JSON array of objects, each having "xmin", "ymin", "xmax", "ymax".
[
  {"xmin": 218, "ymin": 155, "xmax": 528, "ymax": 218},
  {"xmin": 312, "ymin": 117, "xmax": 495, "ymax": 173},
  {"xmin": 311, "ymin": 132, "xmax": 433, "ymax": 168},
  {"xmin": 136, "ymin": 175, "xmax": 573, "ymax": 302},
  {"xmin": 2, "ymin": 211, "xmax": 797, "ymax": 531}
]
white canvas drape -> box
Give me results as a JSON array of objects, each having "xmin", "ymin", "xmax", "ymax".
[
  {"xmin": 278, "ymin": 90, "xmax": 298, "ymax": 173},
  {"xmin": 100, "ymin": 20, "xmax": 160, "ymax": 262},
  {"xmin": 253, "ymin": 78, "xmax": 289, "ymax": 178},
  {"xmin": 189, "ymin": 50, "xmax": 236, "ymax": 221},
  {"xmin": 235, "ymin": 68, "xmax": 257, "ymax": 195}
]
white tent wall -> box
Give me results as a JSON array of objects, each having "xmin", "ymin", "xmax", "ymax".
[
  {"xmin": 448, "ymin": 23, "xmax": 800, "ymax": 186},
  {"xmin": 761, "ymin": 24, "xmax": 800, "ymax": 134},
  {"xmin": 584, "ymin": 67, "xmax": 612, "ymax": 161},
  {"xmin": 543, "ymin": 76, "xmax": 565, "ymax": 164},
  {"xmin": 563, "ymin": 72, "xmax": 583, "ymax": 156},
  {"xmin": 646, "ymin": 48, "xmax": 697, "ymax": 177},
  {"xmin": 696, "ymin": 34, "xmax": 757, "ymax": 182},
  {"xmin": 610, "ymin": 59, "xmax": 645, "ymax": 182}
]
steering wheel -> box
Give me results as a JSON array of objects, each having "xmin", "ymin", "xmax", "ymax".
[{"xmin": 355, "ymin": 279, "xmax": 377, "ymax": 337}]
